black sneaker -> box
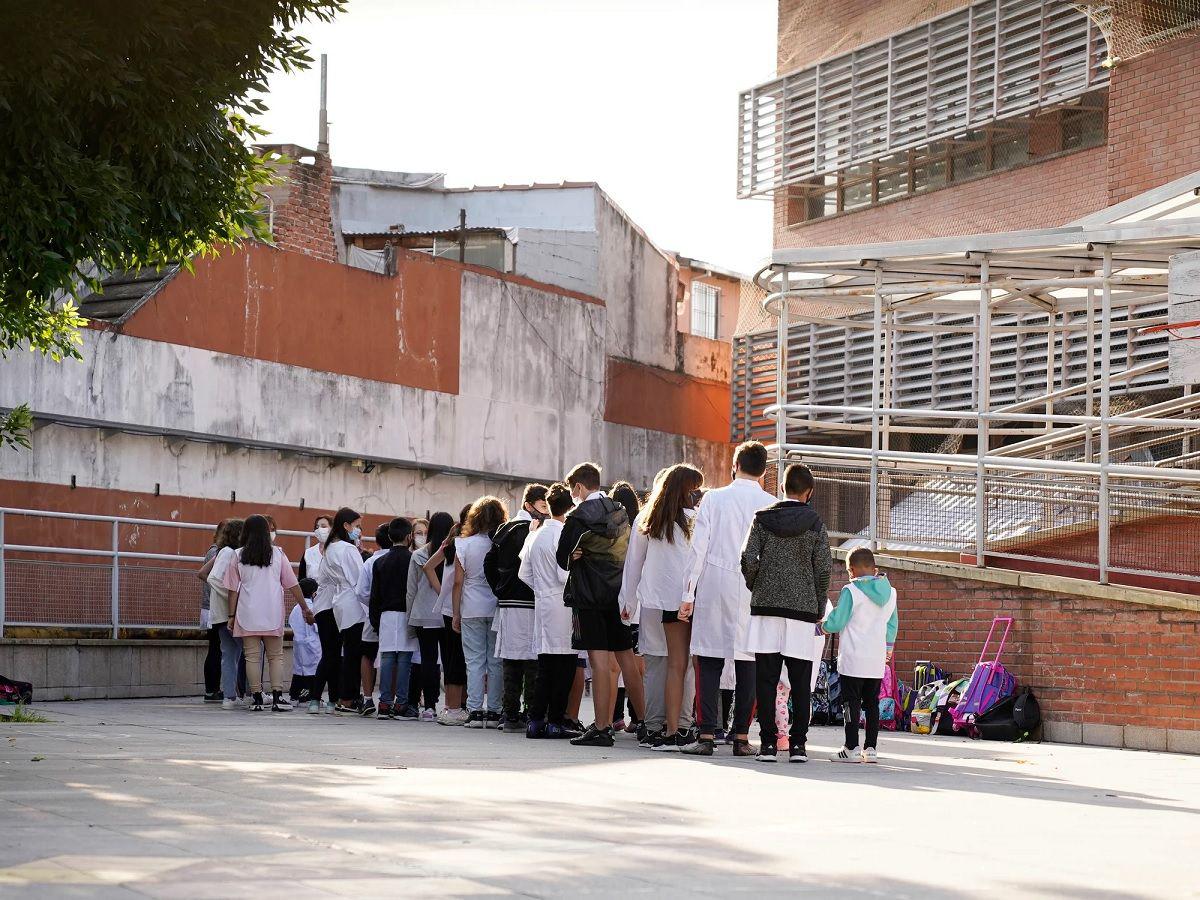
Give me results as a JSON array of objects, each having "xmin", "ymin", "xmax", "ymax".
[
  {"xmin": 271, "ymin": 692, "xmax": 293, "ymax": 712},
  {"xmin": 249, "ymin": 692, "xmax": 265, "ymax": 712},
  {"xmin": 652, "ymin": 732, "xmax": 687, "ymax": 752},
  {"xmin": 756, "ymin": 743, "xmax": 778, "ymax": 762},
  {"xmin": 526, "ymin": 719, "xmax": 546, "ymax": 739},
  {"xmin": 500, "ymin": 717, "xmax": 525, "ymax": 733},
  {"xmin": 377, "ymin": 702, "xmax": 394, "ymax": 719},
  {"xmin": 679, "ymin": 737, "xmax": 716, "ymax": 756},
  {"xmin": 395, "ymin": 705, "xmax": 419, "ymax": 721},
  {"xmin": 203, "ymin": 691, "xmax": 223, "ymax": 704},
  {"xmin": 788, "ymin": 745, "xmax": 808, "ymax": 764},
  {"xmin": 485, "ymin": 711, "xmax": 503, "ymax": 729},
  {"xmin": 547, "ymin": 721, "xmax": 581, "ymax": 740},
  {"xmin": 359, "ymin": 700, "xmax": 377, "ymax": 718},
  {"xmin": 570, "ymin": 724, "xmax": 615, "ymax": 747},
  {"xmin": 463, "ymin": 710, "xmax": 487, "ymax": 729}
]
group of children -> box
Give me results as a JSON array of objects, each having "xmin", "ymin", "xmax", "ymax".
[{"xmin": 198, "ymin": 440, "xmax": 899, "ymax": 764}]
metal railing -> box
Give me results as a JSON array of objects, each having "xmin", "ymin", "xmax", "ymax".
[{"xmin": 0, "ymin": 507, "xmax": 343, "ymax": 637}]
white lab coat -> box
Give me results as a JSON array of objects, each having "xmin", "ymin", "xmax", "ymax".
[
  {"xmin": 684, "ymin": 478, "xmax": 776, "ymax": 660},
  {"xmin": 621, "ymin": 511, "xmax": 696, "ymax": 614},
  {"xmin": 320, "ymin": 541, "xmax": 365, "ymax": 631},
  {"xmin": 288, "ymin": 603, "xmax": 321, "ymax": 676},
  {"xmin": 518, "ymin": 519, "xmax": 572, "ymax": 655},
  {"xmin": 355, "ymin": 549, "xmax": 387, "ymax": 644}
]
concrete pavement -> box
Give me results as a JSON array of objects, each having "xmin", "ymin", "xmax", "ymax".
[{"xmin": 1, "ymin": 699, "xmax": 1198, "ymax": 898}]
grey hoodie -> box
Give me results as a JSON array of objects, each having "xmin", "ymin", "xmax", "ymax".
[{"xmin": 740, "ymin": 500, "xmax": 832, "ymax": 622}]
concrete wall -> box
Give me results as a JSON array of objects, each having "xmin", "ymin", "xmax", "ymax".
[
  {"xmin": 512, "ymin": 228, "xmax": 600, "ymax": 297},
  {"xmin": 0, "ymin": 640, "xmax": 213, "ymax": 701}
]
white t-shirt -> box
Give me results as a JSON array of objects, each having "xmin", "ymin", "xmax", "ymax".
[{"xmin": 453, "ymin": 533, "xmax": 498, "ymax": 619}]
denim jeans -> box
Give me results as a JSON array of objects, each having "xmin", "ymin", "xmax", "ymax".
[
  {"xmin": 379, "ymin": 650, "xmax": 413, "ymax": 705},
  {"xmin": 461, "ymin": 616, "xmax": 501, "ymax": 713},
  {"xmin": 217, "ymin": 622, "xmax": 243, "ymax": 698}
]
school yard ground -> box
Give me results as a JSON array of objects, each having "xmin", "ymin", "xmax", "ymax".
[{"xmin": 1, "ymin": 699, "xmax": 1197, "ymax": 898}]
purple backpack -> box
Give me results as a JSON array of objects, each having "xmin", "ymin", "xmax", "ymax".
[{"xmin": 951, "ymin": 617, "xmax": 1015, "ymax": 735}]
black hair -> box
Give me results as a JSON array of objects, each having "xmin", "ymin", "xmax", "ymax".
[
  {"xmin": 324, "ymin": 507, "xmax": 361, "ymax": 550},
  {"xmin": 375, "ymin": 523, "xmax": 393, "ymax": 550},
  {"xmin": 609, "ymin": 480, "xmax": 640, "ymax": 524},
  {"xmin": 388, "ymin": 517, "xmax": 412, "ymax": 545},
  {"xmin": 426, "ymin": 511, "xmax": 456, "ymax": 579},
  {"xmin": 784, "ymin": 463, "xmax": 815, "ymax": 497},
  {"xmin": 565, "ymin": 461, "xmax": 601, "ymax": 491},
  {"xmin": 522, "ymin": 483, "xmax": 549, "ymax": 507},
  {"xmin": 298, "ymin": 577, "xmax": 319, "ymax": 599},
  {"xmin": 239, "ymin": 515, "xmax": 274, "ymax": 567},
  {"xmin": 848, "ymin": 547, "xmax": 877, "ymax": 570},
  {"xmin": 734, "ymin": 441, "xmax": 769, "ymax": 477},
  {"xmin": 547, "ymin": 482, "xmax": 574, "ymax": 517}
]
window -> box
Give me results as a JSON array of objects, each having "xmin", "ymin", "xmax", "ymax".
[{"xmin": 691, "ymin": 282, "xmax": 719, "ymax": 340}]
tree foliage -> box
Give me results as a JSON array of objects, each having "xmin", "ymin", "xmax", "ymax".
[{"xmin": 0, "ymin": 0, "xmax": 343, "ymax": 446}]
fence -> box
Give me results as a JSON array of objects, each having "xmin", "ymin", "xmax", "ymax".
[{"xmin": 0, "ymin": 507, "xmax": 347, "ymax": 637}]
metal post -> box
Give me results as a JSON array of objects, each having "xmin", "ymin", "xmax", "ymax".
[
  {"xmin": 776, "ymin": 268, "xmax": 790, "ymax": 497},
  {"xmin": 0, "ymin": 511, "xmax": 5, "ymax": 639},
  {"xmin": 110, "ymin": 519, "xmax": 120, "ymax": 639},
  {"xmin": 975, "ymin": 257, "xmax": 991, "ymax": 568},
  {"xmin": 458, "ymin": 208, "xmax": 467, "ymax": 263},
  {"xmin": 869, "ymin": 267, "xmax": 883, "ymax": 550},
  {"xmin": 1099, "ymin": 247, "xmax": 1113, "ymax": 584},
  {"xmin": 317, "ymin": 54, "xmax": 330, "ymax": 154},
  {"xmin": 1085, "ymin": 286, "xmax": 1095, "ymax": 463}
]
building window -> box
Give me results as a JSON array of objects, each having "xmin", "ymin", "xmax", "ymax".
[
  {"xmin": 784, "ymin": 90, "xmax": 1107, "ymax": 225},
  {"xmin": 691, "ymin": 282, "xmax": 719, "ymax": 339}
]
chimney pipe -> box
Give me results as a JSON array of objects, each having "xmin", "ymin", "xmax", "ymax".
[{"xmin": 318, "ymin": 53, "xmax": 329, "ymax": 154}]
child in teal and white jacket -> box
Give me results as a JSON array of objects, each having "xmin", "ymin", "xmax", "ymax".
[{"xmin": 821, "ymin": 546, "xmax": 898, "ymax": 764}]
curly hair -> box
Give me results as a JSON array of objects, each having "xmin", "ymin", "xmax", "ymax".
[{"xmin": 462, "ymin": 496, "xmax": 508, "ymax": 538}]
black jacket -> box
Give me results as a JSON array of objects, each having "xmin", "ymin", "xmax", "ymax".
[
  {"xmin": 556, "ymin": 496, "xmax": 629, "ymax": 611},
  {"xmin": 740, "ymin": 500, "xmax": 831, "ymax": 622},
  {"xmin": 369, "ymin": 546, "xmax": 413, "ymax": 632},
  {"xmin": 484, "ymin": 518, "xmax": 535, "ymax": 609}
]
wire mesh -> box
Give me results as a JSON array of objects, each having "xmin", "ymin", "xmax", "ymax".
[
  {"xmin": 3, "ymin": 559, "xmax": 113, "ymax": 627},
  {"xmin": 1072, "ymin": 1, "xmax": 1200, "ymax": 62}
]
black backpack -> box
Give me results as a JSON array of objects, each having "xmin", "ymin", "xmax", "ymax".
[
  {"xmin": 484, "ymin": 519, "xmax": 534, "ymax": 603},
  {"xmin": 975, "ymin": 687, "xmax": 1042, "ymax": 742}
]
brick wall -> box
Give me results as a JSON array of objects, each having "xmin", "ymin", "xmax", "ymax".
[
  {"xmin": 774, "ymin": 147, "xmax": 1108, "ymax": 248},
  {"xmin": 263, "ymin": 153, "xmax": 338, "ymax": 263},
  {"xmin": 830, "ymin": 564, "xmax": 1200, "ymax": 745},
  {"xmin": 1107, "ymin": 32, "xmax": 1200, "ymax": 204}
]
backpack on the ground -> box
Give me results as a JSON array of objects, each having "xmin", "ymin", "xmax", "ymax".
[
  {"xmin": 910, "ymin": 678, "xmax": 946, "ymax": 734},
  {"xmin": 913, "ymin": 661, "xmax": 948, "ymax": 693},
  {"xmin": 897, "ymin": 680, "xmax": 914, "ymax": 732},
  {"xmin": 975, "ymin": 687, "xmax": 1042, "ymax": 742},
  {"xmin": 0, "ymin": 676, "xmax": 33, "ymax": 705},
  {"xmin": 811, "ymin": 637, "xmax": 843, "ymax": 725},
  {"xmin": 951, "ymin": 616, "xmax": 1016, "ymax": 735},
  {"xmin": 932, "ymin": 677, "xmax": 972, "ymax": 735}
]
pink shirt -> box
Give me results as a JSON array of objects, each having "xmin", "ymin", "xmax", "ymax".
[{"xmin": 224, "ymin": 547, "xmax": 299, "ymax": 637}]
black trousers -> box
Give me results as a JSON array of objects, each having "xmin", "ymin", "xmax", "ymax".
[
  {"xmin": 204, "ymin": 623, "xmax": 222, "ymax": 694},
  {"xmin": 695, "ymin": 656, "xmax": 756, "ymax": 737},
  {"xmin": 840, "ymin": 675, "xmax": 882, "ymax": 750},
  {"xmin": 312, "ymin": 610, "xmax": 341, "ymax": 704},
  {"xmin": 503, "ymin": 658, "xmax": 538, "ymax": 719},
  {"xmin": 339, "ymin": 622, "xmax": 364, "ymax": 703},
  {"xmin": 413, "ymin": 626, "xmax": 443, "ymax": 709},
  {"xmin": 440, "ymin": 615, "xmax": 468, "ymax": 689},
  {"xmin": 755, "ymin": 653, "xmax": 813, "ymax": 748},
  {"xmin": 720, "ymin": 688, "xmax": 735, "ymax": 730},
  {"xmin": 529, "ymin": 653, "xmax": 576, "ymax": 725},
  {"xmin": 289, "ymin": 673, "xmax": 316, "ymax": 701}
]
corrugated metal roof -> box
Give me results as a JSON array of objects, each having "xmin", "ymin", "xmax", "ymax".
[
  {"xmin": 341, "ymin": 225, "xmax": 511, "ymax": 238},
  {"xmin": 78, "ymin": 266, "xmax": 179, "ymax": 323}
]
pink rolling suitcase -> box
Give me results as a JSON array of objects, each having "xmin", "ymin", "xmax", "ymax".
[{"xmin": 950, "ymin": 617, "xmax": 1015, "ymax": 735}]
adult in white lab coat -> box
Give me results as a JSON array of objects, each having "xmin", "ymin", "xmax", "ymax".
[
  {"xmin": 679, "ymin": 441, "xmax": 776, "ymax": 757},
  {"xmin": 313, "ymin": 507, "xmax": 364, "ymax": 714},
  {"xmin": 520, "ymin": 483, "xmax": 580, "ymax": 737}
]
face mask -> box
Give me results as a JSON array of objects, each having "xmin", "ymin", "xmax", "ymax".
[
  {"xmin": 348, "ymin": 527, "xmax": 362, "ymax": 542},
  {"xmin": 315, "ymin": 526, "xmax": 330, "ymax": 542},
  {"xmin": 414, "ymin": 531, "xmax": 428, "ymax": 546},
  {"xmin": 269, "ymin": 531, "xmax": 277, "ymax": 543}
]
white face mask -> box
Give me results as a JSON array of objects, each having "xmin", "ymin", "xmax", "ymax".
[
  {"xmin": 269, "ymin": 531, "xmax": 277, "ymax": 544},
  {"xmin": 414, "ymin": 531, "xmax": 428, "ymax": 546},
  {"xmin": 315, "ymin": 526, "xmax": 331, "ymax": 542}
]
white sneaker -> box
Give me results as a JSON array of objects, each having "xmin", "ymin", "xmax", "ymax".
[
  {"xmin": 831, "ymin": 746, "xmax": 861, "ymax": 763},
  {"xmin": 221, "ymin": 698, "xmax": 236, "ymax": 711},
  {"xmin": 419, "ymin": 708, "xmax": 437, "ymax": 723},
  {"xmin": 861, "ymin": 747, "xmax": 878, "ymax": 764},
  {"xmin": 437, "ymin": 707, "xmax": 469, "ymax": 726}
]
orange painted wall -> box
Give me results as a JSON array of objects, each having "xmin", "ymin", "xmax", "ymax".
[
  {"xmin": 604, "ymin": 359, "xmax": 731, "ymax": 444},
  {"xmin": 118, "ymin": 244, "xmax": 461, "ymax": 394}
]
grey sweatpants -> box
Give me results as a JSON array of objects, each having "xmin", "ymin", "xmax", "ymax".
[{"xmin": 643, "ymin": 652, "xmax": 695, "ymax": 732}]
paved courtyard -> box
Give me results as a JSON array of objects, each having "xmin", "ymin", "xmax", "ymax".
[{"xmin": 1, "ymin": 699, "xmax": 1198, "ymax": 898}]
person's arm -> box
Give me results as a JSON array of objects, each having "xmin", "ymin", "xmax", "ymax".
[
  {"xmin": 556, "ymin": 516, "xmax": 584, "ymax": 571},
  {"xmin": 298, "ymin": 553, "xmax": 308, "ymax": 582},
  {"xmin": 369, "ymin": 560, "xmax": 384, "ymax": 633},
  {"xmin": 886, "ymin": 597, "xmax": 898, "ymax": 661},
  {"xmin": 618, "ymin": 523, "xmax": 648, "ymax": 621},
  {"xmin": 227, "ymin": 589, "xmax": 241, "ymax": 626},
  {"xmin": 822, "ymin": 586, "xmax": 854, "ymax": 634},
  {"xmin": 423, "ymin": 541, "xmax": 449, "ymax": 592},
  {"xmin": 451, "ymin": 556, "xmax": 466, "ymax": 632},
  {"xmin": 739, "ymin": 522, "xmax": 765, "ymax": 591},
  {"xmin": 286, "ymin": 583, "xmax": 309, "ymax": 623},
  {"xmin": 406, "ymin": 553, "xmax": 422, "ymax": 610},
  {"xmin": 197, "ymin": 553, "xmax": 217, "ymax": 583},
  {"xmin": 679, "ymin": 504, "xmax": 711, "ymax": 620},
  {"xmin": 355, "ymin": 555, "xmax": 373, "ymax": 605},
  {"xmin": 812, "ymin": 525, "xmax": 832, "ymax": 619}
]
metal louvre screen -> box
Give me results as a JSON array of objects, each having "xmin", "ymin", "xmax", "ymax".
[{"xmin": 737, "ymin": 0, "xmax": 1108, "ymax": 197}]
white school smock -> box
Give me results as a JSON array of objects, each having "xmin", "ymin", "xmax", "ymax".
[
  {"xmin": 831, "ymin": 582, "xmax": 897, "ymax": 679},
  {"xmin": 453, "ymin": 533, "xmax": 498, "ymax": 619},
  {"xmin": 518, "ymin": 519, "xmax": 573, "ymax": 655},
  {"xmin": 685, "ymin": 478, "xmax": 775, "ymax": 661},
  {"xmin": 206, "ymin": 546, "xmax": 238, "ymax": 625},
  {"xmin": 288, "ymin": 604, "xmax": 321, "ymax": 676},
  {"xmin": 355, "ymin": 548, "xmax": 387, "ymax": 643},
  {"xmin": 622, "ymin": 512, "xmax": 696, "ymax": 614},
  {"xmin": 745, "ymin": 615, "xmax": 822, "ymax": 661},
  {"xmin": 434, "ymin": 553, "xmax": 455, "ymax": 619},
  {"xmin": 224, "ymin": 547, "xmax": 297, "ymax": 637},
  {"xmin": 302, "ymin": 543, "xmax": 324, "ymax": 585},
  {"xmin": 406, "ymin": 546, "xmax": 445, "ymax": 628},
  {"xmin": 321, "ymin": 541, "xmax": 365, "ymax": 631}
]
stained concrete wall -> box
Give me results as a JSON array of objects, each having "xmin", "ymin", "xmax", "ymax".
[{"xmin": 512, "ymin": 228, "xmax": 600, "ymax": 297}]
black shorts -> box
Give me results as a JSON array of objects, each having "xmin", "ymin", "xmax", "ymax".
[
  {"xmin": 661, "ymin": 609, "xmax": 681, "ymax": 624},
  {"xmin": 361, "ymin": 640, "xmax": 379, "ymax": 663},
  {"xmin": 572, "ymin": 607, "xmax": 636, "ymax": 652}
]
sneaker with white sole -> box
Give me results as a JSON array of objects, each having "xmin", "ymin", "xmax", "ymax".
[
  {"xmin": 788, "ymin": 745, "xmax": 808, "ymax": 763},
  {"xmin": 463, "ymin": 710, "xmax": 487, "ymax": 729},
  {"xmin": 249, "ymin": 692, "xmax": 265, "ymax": 711},
  {"xmin": 756, "ymin": 743, "xmax": 778, "ymax": 762},
  {"xmin": 831, "ymin": 746, "xmax": 861, "ymax": 763},
  {"xmin": 861, "ymin": 747, "xmax": 878, "ymax": 764},
  {"xmin": 419, "ymin": 708, "xmax": 437, "ymax": 723},
  {"xmin": 307, "ymin": 700, "xmax": 321, "ymax": 715},
  {"xmin": 437, "ymin": 707, "xmax": 469, "ymax": 726},
  {"xmin": 221, "ymin": 698, "xmax": 237, "ymax": 711},
  {"xmin": 271, "ymin": 692, "xmax": 293, "ymax": 712}
]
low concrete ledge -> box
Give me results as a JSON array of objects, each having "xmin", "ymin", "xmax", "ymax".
[{"xmin": 1044, "ymin": 720, "xmax": 1200, "ymax": 754}]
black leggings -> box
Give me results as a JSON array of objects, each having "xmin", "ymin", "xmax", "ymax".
[
  {"xmin": 440, "ymin": 615, "xmax": 467, "ymax": 689},
  {"xmin": 840, "ymin": 675, "xmax": 882, "ymax": 750},
  {"xmin": 312, "ymin": 610, "xmax": 341, "ymax": 704},
  {"xmin": 339, "ymin": 622, "xmax": 364, "ymax": 703},
  {"xmin": 413, "ymin": 626, "xmax": 442, "ymax": 709},
  {"xmin": 204, "ymin": 623, "xmax": 222, "ymax": 694},
  {"xmin": 503, "ymin": 659, "xmax": 538, "ymax": 719},
  {"xmin": 695, "ymin": 656, "xmax": 756, "ymax": 737},
  {"xmin": 755, "ymin": 653, "xmax": 813, "ymax": 748},
  {"xmin": 530, "ymin": 653, "xmax": 576, "ymax": 725}
]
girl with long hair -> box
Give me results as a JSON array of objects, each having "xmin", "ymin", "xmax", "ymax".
[
  {"xmin": 453, "ymin": 496, "xmax": 508, "ymax": 728},
  {"xmin": 407, "ymin": 512, "xmax": 451, "ymax": 721},
  {"xmin": 623, "ymin": 464, "xmax": 703, "ymax": 751},
  {"xmin": 309, "ymin": 507, "xmax": 364, "ymax": 714},
  {"xmin": 424, "ymin": 504, "xmax": 471, "ymax": 724},
  {"xmin": 199, "ymin": 518, "xmax": 245, "ymax": 710},
  {"xmin": 224, "ymin": 515, "xmax": 309, "ymax": 711}
]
